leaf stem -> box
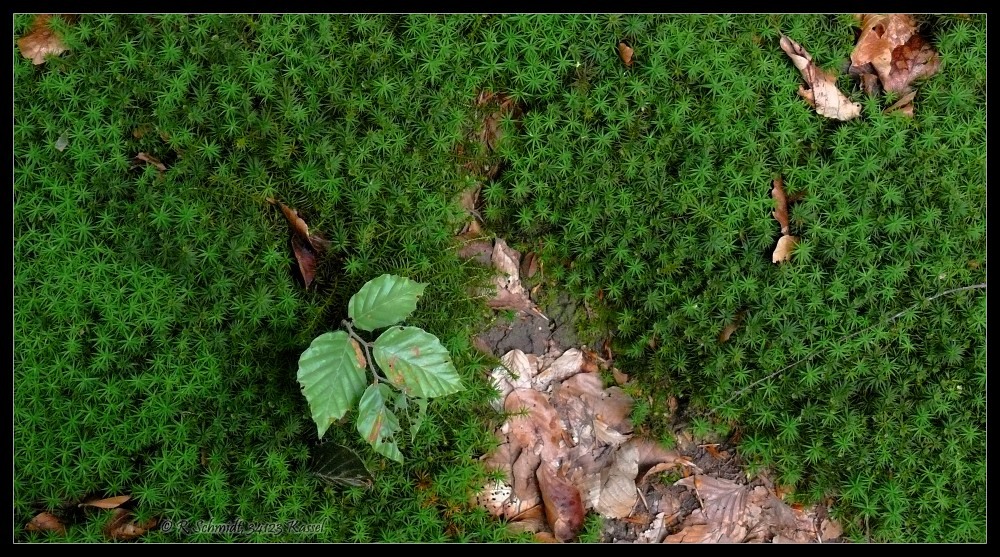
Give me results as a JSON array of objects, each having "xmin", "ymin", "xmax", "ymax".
[
  {"xmin": 716, "ymin": 282, "xmax": 986, "ymax": 409},
  {"xmin": 342, "ymin": 319, "xmax": 382, "ymax": 383}
]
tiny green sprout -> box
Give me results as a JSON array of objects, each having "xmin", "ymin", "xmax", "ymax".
[{"xmin": 297, "ymin": 274, "xmax": 464, "ymax": 463}]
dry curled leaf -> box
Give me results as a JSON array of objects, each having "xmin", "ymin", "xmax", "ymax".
[
  {"xmin": 267, "ymin": 198, "xmax": 330, "ymax": 289},
  {"xmin": 17, "ymin": 15, "xmax": 69, "ymax": 65},
  {"xmin": 772, "ymin": 235, "xmax": 799, "ymax": 264},
  {"xmin": 134, "ymin": 152, "xmax": 167, "ymax": 172},
  {"xmin": 618, "ymin": 42, "xmax": 635, "ymax": 67},
  {"xmin": 537, "ymin": 463, "xmax": 585, "ymax": 542},
  {"xmin": 883, "ymin": 90, "xmax": 917, "ymax": 117},
  {"xmin": 26, "ymin": 512, "xmax": 66, "ymax": 535},
  {"xmin": 771, "ymin": 176, "xmax": 790, "ymax": 236},
  {"xmin": 850, "ymin": 14, "xmax": 940, "ymax": 96},
  {"xmin": 79, "ymin": 494, "xmax": 131, "ymax": 509},
  {"xmin": 104, "ymin": 508, "xmax": 157, "ymax": 541},
  {"xmin": 780, "ymin": 35, "xmax": 861, "ymax": 121}
]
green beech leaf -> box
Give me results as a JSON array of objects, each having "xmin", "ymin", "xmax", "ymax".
[
  {"xmin": 311, "ymin": 443, "xmax": 372, "ymax": 488},
  {"xmin": 356, "ymin": 383, "xmax": 403, "ymax": 463},
  {"xmin": 298, "ymin": 331, "xmax": 368, "ymax": 439},
  {"xmin": 373, "ymin": 326, "xmax": 464, "ymax": 398},
  {"xmin": 348, "ymin": 274, "xmax": 427, "ymax": 332}
]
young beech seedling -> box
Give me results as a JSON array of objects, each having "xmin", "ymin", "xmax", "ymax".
[{"xmin": 297, "ymin": 274, "xmax": 463, "ymax": 462}]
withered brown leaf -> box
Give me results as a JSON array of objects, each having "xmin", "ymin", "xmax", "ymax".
[
  {"xmin": 618, "ymin": 42, "xmax": 635, "ymax": 67},
  {"xmin": 771, "ymin": 176, "xmax": 790, "ymax": 236},
  {"xmin": 134, "ymin": 152, "xmax": 167, "ymax": 172},
  {"xmin": 780, "ymin": 35, "xmax": 861, "ymax": 121},
  {"xmin": 772, "ymin": 235, "xmax": 799, "ymax": 264},
  {"xmin": 267, "ymin": 198, "xmax": 330, "ymax": 289},
  {"xmin": 850, "ymin": 14, "xmax": 941, "ymax": 95},
  {"xmin": 536, "ymin": 463, "xmax": 585, "ymax": 542},
  {"xmin": 79, "ymin": 494, "xmax": 131, "ymax": 509},
  {"xmin": 26, "ymin": 512, "xmax": 66, "ymax": 535},
  {"xmin": 17, "ymin": 15, "xmax": 69, "ymax": 65},
  {"xmin": 104, "ymin": 508, "xmax": 157, "ymax": 541}
]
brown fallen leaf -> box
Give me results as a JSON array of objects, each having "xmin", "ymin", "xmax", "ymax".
[
  {"xmin": 534, "ymin": 348, "xmax": 584, "ymax": 390},
  {"xmin": 26, "ymin": 512, "xmax": 66, "ymax": 535},
  {"xmin": 17, "ymin": 15, "xmax": 69, "ymax": 65},
  {"xmin": 772, "ymin": 235, "xmax": 799, "ymax": 264},
  {"xmin": 593, "ymin": 441, "xmax": 640, "ymax": 519},
  {"xmin": 267, "ymin": 198, "xmax": 330, "ymax": 289},
  {"xmin": 718, "ymin": 322, "xmax": 739, "ymax": 343},
  {"xmin": 771, "ymin": 176, "xmax": 790, "ymax": 236},
  {"xmin": 134, "ymin": 152, "xmax": 167, "ymax": 172},
  {"xmin": 618, "ymin": 42, "xmax": 635, "ymax": 67},
  {"xmin": 612, "ymin": 367, "xmax": 629, "ymax": 385},
  {"xmin": 883, "ymin": 90, "xmax": 917, "ymax": 116},
  {"xmin": 780, "ymin": 35, "xmax": 861, "ymax": 121},
  {"xmin": 850, "ymin": 14, "xmax": 940, "ymax": 95},
  {"xmin": 521, "ymin": 252, "xmax": 540, "ymax": 280},
  {"xmin": 536, "ymin": 463, "xmax": 585, "ymax": 542},
  {"xmin": 104, "ymin": 508, "xmax": 157, "ymax": 541},
  {"xmin": 79, "ymin": 494, "xmax": 131, "ymax": 509}
]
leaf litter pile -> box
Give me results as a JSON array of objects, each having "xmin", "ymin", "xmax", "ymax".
[
  {"xmin": 458, "ymin": 233, "xmax": 842, "ymax": 543},
  {"xmin": 781, "ymin": 13, "xmax": 940, "ymax": 120}
]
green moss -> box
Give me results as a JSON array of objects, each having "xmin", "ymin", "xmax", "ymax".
[{"xmin": 15, "ymin": 14, "xmax": 985, "ymax": 542}]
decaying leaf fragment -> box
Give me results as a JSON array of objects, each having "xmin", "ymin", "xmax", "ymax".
[
  {"xmin": 618, "ymin": 42, "xmax": 635, "ymax": 67},
  {"xmin": 780, "ymin": 35, "xmax": 861, "ymax": 121},
  {"xmin": 17, "ymin": 15, "xmax": 69, "ymax": 65},
  {"xmin": 770, "ymin": 176, "xmax": 799, "ymax": 264},
  {"xmin": 850, "ymin": 14, "xmax": 941, "ymax": 96},
  {"xmin": 134, "ymin": 152, "xmax": 167, "ymax": 172},
  {"xmin": 103, "ymin": 508, "xmax": 158, "ymax": 540},
  {"xmin": 79, "ymin": 494, "xmax": 131, "ymax": 509},
  {"xmin": 26, "ymin": 512, "xmax": 66, "ymax": 535},
  {"xmin": 772, "ymin": 235, "xmax": 799, "ymax": 264},
  {"xmin": 266, "ymin": 198, "xmax": 331, "ymax": 289},
  {"xmin": 537, "ymin": 463, "xmax": 585, "ymax": 542}
]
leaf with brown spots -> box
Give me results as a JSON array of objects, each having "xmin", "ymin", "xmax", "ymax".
[
  {"xmin": 780, "ymin": 35, "xmax": 861, "ymax": 121},
  {"xmin": 618, "ymin": 42, "xmax": 635, "ymax": 67},
  {"xmin": 26, "ymin": 512, "xmax": 66, "ymax": 535},
  {"xmin": 79, "ymin": 494, "xmax": 131, "ymax": 509},
  {"xmin": 350, "ymin": 339, "xmax": 367, "ymax": 368},
  {"xmin": 17, "ymin": 15, "xmax": 69, "ymax": 65},
  {"xmin": 537, "ymin": 463, "xmax": 585, "ymax": 542}
]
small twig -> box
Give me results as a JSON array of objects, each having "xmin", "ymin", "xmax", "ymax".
[{"xmin": 718, "ymin": 282, "xmax": 986, "ymax": 409}]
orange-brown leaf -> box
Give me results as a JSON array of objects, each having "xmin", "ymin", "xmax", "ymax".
[
  {"xmin": 618, "ymin": 42, "xmax": 634, "ymax": 67},
  {"xmin": 17, "ymin": 15, "xmax": 69, "ymax": 65},
  {"xmin": 536, "ymin": 464, "xmax": 585, "ymax": 542},
  {"xmin": 79, "ymin": 494, "xmax": 131, "ymax": 509},
  {"xmin": 26, "ymin": 512, "xmax": 66, "ymax": 535},
  {"xmin": 718, "ymin": 322, "xmax": 738, "ymax": 343},
  {"xmin": 771, "ymin": 176, "xmax": 790, "ymax": 235}
]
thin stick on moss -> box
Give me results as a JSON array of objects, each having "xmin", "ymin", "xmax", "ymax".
[{"xmin": 718, "ymin": 283, "xmax": 986, "ymax": 409}]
